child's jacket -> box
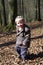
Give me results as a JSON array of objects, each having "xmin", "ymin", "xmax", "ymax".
[{"xmin": 16, "ymin": 24, "xmax": 30, "ymax": 47}]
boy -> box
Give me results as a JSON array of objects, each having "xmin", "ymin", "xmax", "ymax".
[{"xmin": 14, "ymin": 16, "xmax": 30, "ymax": 63}]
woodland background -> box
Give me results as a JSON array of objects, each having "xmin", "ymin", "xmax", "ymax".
[{"xmin": 0, "ymin": 0, "xmax": 43, "ymax": 32}]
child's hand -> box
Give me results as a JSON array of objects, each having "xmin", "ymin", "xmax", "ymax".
[{"xmin": 23, "ymin": 43, "xmax": 25, "ymax": 45}]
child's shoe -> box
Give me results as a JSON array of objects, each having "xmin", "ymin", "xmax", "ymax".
[
  {"xmin": 21, "ymin": 60, "xmax": 27, "ymax": 64},
  {"xmin": 21, "ymin": 60, "xmax": 26, "ymax": 65},
  {"xmin": 16, "ymin": 53, "xmax": 21, "ymax": 58}
]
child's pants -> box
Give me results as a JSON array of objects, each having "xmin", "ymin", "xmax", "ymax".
[{"xmin": 14, "ymin": 45, "xmax": 27, "ymax": 60}]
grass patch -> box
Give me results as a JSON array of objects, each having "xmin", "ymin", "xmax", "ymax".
[{"xmin": 0, "ymin": 23, "xmax": 16, "ymax": 33}]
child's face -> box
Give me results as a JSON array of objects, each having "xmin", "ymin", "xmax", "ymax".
[{"xmin": 16, "ymin": 20, "xmax": 24, "ymax": 27}]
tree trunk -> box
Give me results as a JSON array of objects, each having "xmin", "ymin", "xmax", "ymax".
[
  {"xmin": 2, "ymin": 0, "xmax": 7, "ymax": 25},
  {"xmin": 35, "ymin": 0, "xmax": 38, "ymax": 20},
  {"xmin": 12, "ymin": 0, "xmax": 17, "ymax": 24},
  {"xmin": 38, "ymin": 0, "xmax": 41, "ymax": 21},
  {"xmin": 4, "ymin": 0, "xmax": 11, "ymax": 24},
  {"xmin": 0, "ymin": 0, "xmax": 5, "ymax": 26}
]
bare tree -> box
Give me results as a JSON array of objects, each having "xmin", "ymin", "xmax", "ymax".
[
  {"xmin": 38, "ymin": 0, "xmax": 41, "ymax": 21},
  {"xmin": 12, "ymin": 0, "xmax": 17, "ymax": 24},
  {"xmin": 0, "ymin": 0, "xmax": 5, "ymax": 26},
  {"xmin": 3, "ymin": 0, "xmax": 11, "ymax": 25}
]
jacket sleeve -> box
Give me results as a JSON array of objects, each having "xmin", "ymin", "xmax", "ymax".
[{"xmin": 23, "ymin": 27, "xmax": 30, "ymax": 44}]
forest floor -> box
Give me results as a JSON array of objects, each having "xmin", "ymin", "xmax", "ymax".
[{"xmin": 0, "ymin": 21, "xmax": 43, "ymax": 65}]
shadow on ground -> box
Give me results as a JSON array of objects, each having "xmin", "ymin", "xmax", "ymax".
[
  {"xmin": 0, "ymin": 34, "xmax": 43, "ymax": 48},
  {"xmin": 0, "ymin": 41, "xmax": 16, "ymax": 47},
  {"xmin": 0, "ymin": 34, "xmax": 43, "ymax": 60},
  {"xmin": 27, "ymin": 52, "xmax": 43, "ymax": 60}
]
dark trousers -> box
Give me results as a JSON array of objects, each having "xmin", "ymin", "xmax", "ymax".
[{"xmin": 14, "ymin": 45, "xmax": 27, "ymax": 60}]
